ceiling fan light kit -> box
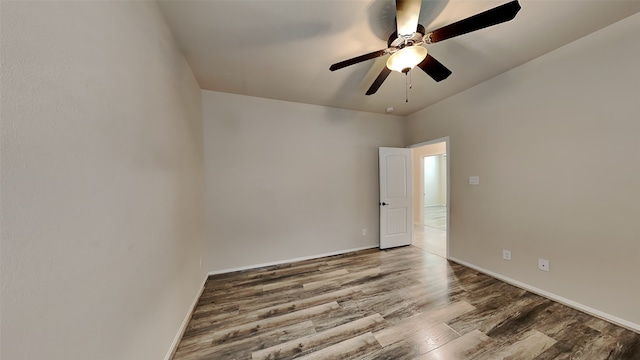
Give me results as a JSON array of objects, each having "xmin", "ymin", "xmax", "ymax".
[
  {"xmin": 386, "ymin": 46, "xmax": 427, "ymax": 73},
  {"xmin": 329, "ymin": 0, "xmax": 521, "ymax": 98}
]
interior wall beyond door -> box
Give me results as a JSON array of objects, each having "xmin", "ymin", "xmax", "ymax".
[
  {"xmin": 423, "ymin": 155, "xmax": 447, "ymax": 206},
  {"xmin": 412, "ymin": 142, "xmax": 446, "ymax": 224},
  {"xmin": 423, "ymin": 156, "xmax": 440, "ymax": 206}
]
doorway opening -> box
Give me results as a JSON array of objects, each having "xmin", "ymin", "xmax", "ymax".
[{"xmin": 409, "ymin": 138, "xmax": 449, "ymax": 258}]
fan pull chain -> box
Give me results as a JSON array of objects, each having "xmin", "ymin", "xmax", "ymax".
[
  {"xmin": 409, "ymin": 70, "xmax": 413, "ymax": 90},
  {"xmin": 405, "ymin": 72, "xmax": 409, "ymax": 103},
  {"xmin": 404, "ymin": 70, "xmax": 414, "ymax": 103}
]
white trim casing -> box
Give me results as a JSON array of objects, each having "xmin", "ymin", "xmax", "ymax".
[
  {"xmin": 208, "ymin": 246, "xmax": 378, "ymax": 275},
  {"xmin": 449, "ymin": 257, "xmax": 640, "ymax": 334},
  {"xmin": 164, "ymin": 274, "xmax": 209, "ymax": 360}
]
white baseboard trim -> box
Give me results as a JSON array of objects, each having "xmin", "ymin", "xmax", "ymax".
[
  {"xmin": 448, "ymin": 257, "xmax": 640, "ymax": 334},
  {"xmin": 208, "ymin": 245, "xmax": 378, "ymax": 276},
  {"xmin": 164, "ymin": 273, "xmax": 208, "ymax": 360}
]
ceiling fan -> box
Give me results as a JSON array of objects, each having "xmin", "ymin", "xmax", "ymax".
[{"xmin": 329, "ymin": 0, "xmax": 521, "ymax": 96}]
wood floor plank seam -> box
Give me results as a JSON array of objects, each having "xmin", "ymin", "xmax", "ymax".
[
  {"xmin": 373, "ymin": 300, "xmax": 476, "ymax": 347},
  {"xmin": 208, "ymin": 302, "xmax": 341, "ymax": 346},
  {"xmin": 250, "ymin": 313, "xmax": 386, "ymax": 360},
  {"xmin": 295, "ymin": 332, "xmax": 381, "ymax": 360},
  {"xmin": 174, "ymin": 321, "xmax": 317, "ymax": 360}
]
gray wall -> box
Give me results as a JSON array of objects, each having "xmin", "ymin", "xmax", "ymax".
[
  {"xmin": 407, "ymin": 12, "xmax": 640, "ymax": 328},
  {"xmin": 202, "ymin": 91, "xmax": 405, "ymax": 272},
  {"xmin": 1, "ymin": 2, "xmax": 207, "ymax": 359}
]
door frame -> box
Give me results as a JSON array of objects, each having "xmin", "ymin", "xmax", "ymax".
[{"xmin": 408, "ymin": 136, "xmax": 450, "ymax": 259}]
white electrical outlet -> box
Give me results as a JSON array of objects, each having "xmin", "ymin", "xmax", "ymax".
[
  {"xmin": 502, "ymin": 249, "xmax": 511, "ymax": 261},
  {"xmin": 469, "ymin": 176, "xmax": 480, "ymax": 185},
  {"xmin": 538, "ymin": 258, "xmax": 549, "ymax": 272},
  {"xmin": 362, "ymin": 228, "xmax": 367, "ymax": 236}
]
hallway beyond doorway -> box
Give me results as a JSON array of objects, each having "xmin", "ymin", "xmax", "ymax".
[
  {"xmin": 410, "ymin": 138, "xmax": 449, "ymax": 259},
  {"xmin": 414, "ymin": 205, "xmax": 447, "ymax": 257},
  {"xmin": 423, "ymin": 205, "xmax": 446, "ymax": 230},
  {"xmin": 413, "ymin": 224, "xmax": 446, "ymax": 257}
]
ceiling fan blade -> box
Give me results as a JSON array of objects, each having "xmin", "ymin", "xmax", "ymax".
[
  {"xmin": 329, "ymin": 49, "xmax": 387, "ymax": 71},
  {"xmin": 366, "ymin": 67, "xmax": 392, "ymax": 95},
  {"xmin": 396, "ymin": 0, "xmax": 422, "ymax": 36},
  {"xmin": 417, "ymin": 54, "xmax": 452, "ymax": 82},
  {"xmin": 427, "ymin": 0, "xmax": 521, "ymax": 44}
]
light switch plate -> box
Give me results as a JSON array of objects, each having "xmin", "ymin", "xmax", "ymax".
[{"xmin": 469, "ymin": 176, "xmax": 480, "ymax": 185}]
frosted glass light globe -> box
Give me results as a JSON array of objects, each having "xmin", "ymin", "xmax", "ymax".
[{"xmin": 386, "ymin": 46, "xmax": 427, "ymax": 73}]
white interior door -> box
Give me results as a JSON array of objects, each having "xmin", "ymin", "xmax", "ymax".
[{"xmin": 379, "ymin": 147, "xmax": 413, "ymax": 249}]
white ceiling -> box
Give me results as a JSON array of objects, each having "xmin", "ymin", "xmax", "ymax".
[{"xmin": 158, "ymin": 0, "xmax": 640, "ymax": 116}]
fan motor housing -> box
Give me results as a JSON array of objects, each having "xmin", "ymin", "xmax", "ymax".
[{"xmin": 387, "ymin": 24, "xmax": 426, "ymax": 48}]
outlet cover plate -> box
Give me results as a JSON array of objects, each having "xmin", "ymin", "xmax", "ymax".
[
  {"xmin": 538, "ymin": 258, "xmax": 549, "ymax": 272},
  {"xmin": 503, "ymin": 249, "xmax": 511, "ymax": 261}
]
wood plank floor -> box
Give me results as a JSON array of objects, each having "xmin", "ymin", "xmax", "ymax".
[{"xmin": 172, "ymin": 246, "xmax": 640, "ymax": 360}]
